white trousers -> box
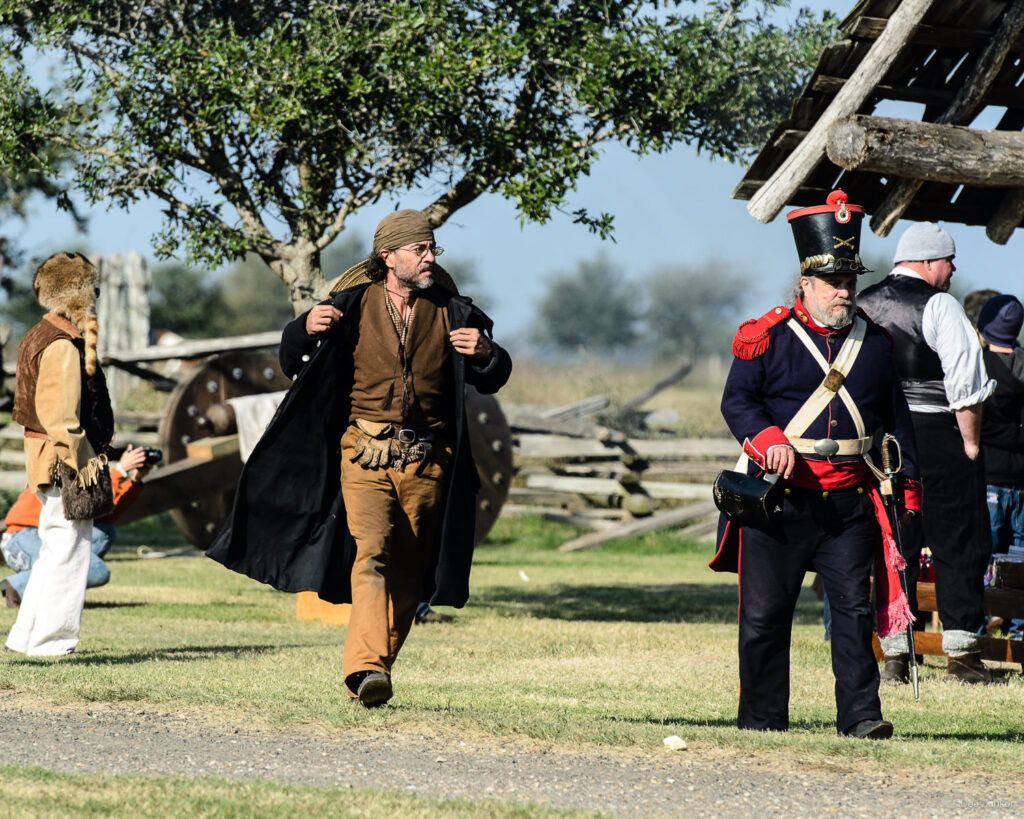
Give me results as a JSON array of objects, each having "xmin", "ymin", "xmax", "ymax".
[{"xmin": 5, "ymin": 488, "xmax": 92, "ymax": 656}]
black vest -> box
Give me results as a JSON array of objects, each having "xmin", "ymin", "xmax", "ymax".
[
  {"xmin": 980, "ymin": 348, "xmax": 1024, "ymax": 486},
  {"xmin": 858, "ymin": 274, "xmax": 946, "ymax": 407}
]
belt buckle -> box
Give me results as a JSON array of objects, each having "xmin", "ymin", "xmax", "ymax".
[{"xmin": 397, "ymin": 428, "xmax": 417, "ymax": 444}]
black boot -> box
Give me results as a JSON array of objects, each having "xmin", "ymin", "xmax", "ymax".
[{"xmin": 880, "ymin": 654, "xmax": 909, "ymax": 684}]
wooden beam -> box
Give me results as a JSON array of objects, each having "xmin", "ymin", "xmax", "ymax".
[
  {"xmin": 987, "ymin": 188, "xmax": 1024, "ymax": 244},
  {"xmin": 870, "ymin": 0, "xmax": 1024, "ymax": 237},
  {"xmin": 845, "ymin": 16, "xmax": 997, "ymax": 49},
  {"xmin": 746, "ymin": 0, "xmax": 934, "ymax": 224},
  {"xmin": 102, "ymin": 330, "xmax": 282, "ymax": 365},
  {"xmin": 811, "ymin": 75, "xmax": 1024, "ymax": 109},
  {"xmin": 827, "ymin": 115, "xmax": 1024, "ymax": 186}
]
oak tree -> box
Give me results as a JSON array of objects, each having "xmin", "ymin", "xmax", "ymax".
[{"xmin": 0, "ymin": 1, "xmax": 834, "ymax": 313}]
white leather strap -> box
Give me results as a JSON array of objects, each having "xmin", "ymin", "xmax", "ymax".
[{"xmin": 783, "ymin": 316, "xmax": 867, "ymax": 440}]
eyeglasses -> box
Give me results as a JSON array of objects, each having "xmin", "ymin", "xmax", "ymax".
[{"xmin": 394, "ymin": 242, "xmax": 443, "ymax": 259}]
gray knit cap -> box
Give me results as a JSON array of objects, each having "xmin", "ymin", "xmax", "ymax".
[{"xmin": 894, "ymin": 222, "xmax": 956, "ymax": 264}]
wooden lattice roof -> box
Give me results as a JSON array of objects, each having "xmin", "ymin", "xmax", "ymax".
[{"xmin": 734, "ymin": 0, "xmax": 1024, "ymax": 241}]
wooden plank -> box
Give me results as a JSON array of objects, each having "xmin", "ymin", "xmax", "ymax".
[
  {"xmin": 185, "ymin": 434, "xmax": 240, "ymax": 461},
  {"xmin": 102, "ymin": 331, "xmax": 282, "ymax": 365},
  {"xmin": 870, "ymin": 0, "xmax": 1024, "ymax": 236},
  {"xmin": 0, "ymin": 471, "xmax": 26, "ymax": 491},
  {"xmin": 514, "ymin": 434, "xmax": 738, "ymax": 460},
  {"xmin": 525, "ymin": 473, "xmax": 712, "ymax": 501},
  {"xmin": 916, "ymin": 582, "xmax": 1024, "ymax": 619},
  {"xmin": 557, "ymin": 500, "xmax": 718, "ymax": 552},
  {"xmin": 846, "ymin": 16, "xmax": 998, "ymax": 48},
  {"xmin": 747, "ymin": 0, "xmax": 935, "ymax": 223}
]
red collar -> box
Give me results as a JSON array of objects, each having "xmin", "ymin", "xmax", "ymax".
[{"xmin": 792, "ymin": 297, "xmax": 853, "ymax": 337}]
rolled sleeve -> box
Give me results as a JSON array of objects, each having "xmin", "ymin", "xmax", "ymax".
[{"xmin": 923, "ymin": 293, "xmax": 996, "ymax": 410}]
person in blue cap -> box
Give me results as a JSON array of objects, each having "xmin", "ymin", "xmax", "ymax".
[{"xmin": 977, "ymin": 293, "xmax": 1024, "ymax": 640}]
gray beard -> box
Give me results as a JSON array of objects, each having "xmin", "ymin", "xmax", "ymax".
[
  {"xmin": 395, "ymin": 269, "xmax": 433, "ymax": 291},
  {"xmin": 807, "ymin": 301, "xmax": 854, "ymax": 330}
]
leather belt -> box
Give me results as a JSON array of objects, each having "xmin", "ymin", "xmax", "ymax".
[
  {"xmin": 789, "ymin": 436, "xmax": 872, "ymax": 456},
  {"xmin": 24, "ymin": 430, "xmax": 50, "ymax": 441},
  {"xmin": 393, "ymin": 428, "xmax": 435, "ymax": 445}
]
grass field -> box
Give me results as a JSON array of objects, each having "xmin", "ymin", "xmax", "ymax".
[{"xmin": 1, "ymin": 512, "xmax": 1021, "ymax": 782}]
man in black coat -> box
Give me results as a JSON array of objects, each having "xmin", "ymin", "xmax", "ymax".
[{"xmin": 208, "ymin": 210, "xmax": 511, "ymax": 707}]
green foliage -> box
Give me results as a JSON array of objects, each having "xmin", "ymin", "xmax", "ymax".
[
  {"xmin": 148, "ymin": 262, "xmax": 226, "ymax": 337},
  {"xmin": 0, "ymin": 1, "xmax": 837, "ymax": 310},
  {"xmin": 532, "ymin": 253, "xmax": 639, "ymax": 352},
  {"xmin": 642, "ymin": 263, "xmax": 747, "ymax": 359},
  {"xmin": 0, "ymin": 264, "xmax": 43, "ymax": 336}
]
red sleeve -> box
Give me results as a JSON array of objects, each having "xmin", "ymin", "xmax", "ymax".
[
  {"xmin": 743, "ymin": 427, "xmax": 791, "ymax": 468},
  {"xmin": 903, "ymin": 478, "xmax": 922, "ymax": 515}
]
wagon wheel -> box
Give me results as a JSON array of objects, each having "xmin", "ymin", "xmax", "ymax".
[
  {"xmin": 158, "ymin": 350, "xmax": 291, "ymax": 547},
  {"xmin": 466, "ymin": 388, "xmax": 513, "ymax": 544}
]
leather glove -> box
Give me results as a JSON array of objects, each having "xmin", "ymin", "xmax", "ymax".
[{"xmin": 351, "ymin": 434, "xmax": 392, "ymax": 469}]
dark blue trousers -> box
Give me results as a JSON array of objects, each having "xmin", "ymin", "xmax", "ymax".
[{"xmin": 738, "ymin": 488, "xmax": 882, "ymax": 734}]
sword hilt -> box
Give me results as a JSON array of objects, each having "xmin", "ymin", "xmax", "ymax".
[{"xmin": 881, "ymin": 433, "xmax": 902, "ymax": 476}]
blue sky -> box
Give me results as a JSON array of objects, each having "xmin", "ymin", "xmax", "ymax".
[{"xmin": 6, "ymin": 1, "xmax": 1024, "ymax": 336}]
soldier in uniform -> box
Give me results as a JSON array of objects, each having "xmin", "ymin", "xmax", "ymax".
[{"xmin": 711, "ymin": 191, "xmax": 921, "ymax": 738}]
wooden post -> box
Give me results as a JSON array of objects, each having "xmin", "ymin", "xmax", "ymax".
[
  {"xmin": 95, "ymin": 252, "xmax": 152, "ymax": 407},
  {"xmin": 987, "ymin": 188, "xmax": 1024, "ymax": 244},
  {"xmin": 746, "ymin": 0, "xmax": 934, "ymax": 224},
  {"xmin": 870, "ymin": 0, "xmax": 1024, "ymax": 236}
]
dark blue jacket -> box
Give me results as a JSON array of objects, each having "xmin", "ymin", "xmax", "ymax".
[{"xmin": 711, "ymin": 306, "xmax": 919, "ymax": 572}]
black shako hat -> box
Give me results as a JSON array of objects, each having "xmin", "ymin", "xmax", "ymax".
[{"xmin": 786, "ymin": 190, "xmax": 871, "ymax": 276}]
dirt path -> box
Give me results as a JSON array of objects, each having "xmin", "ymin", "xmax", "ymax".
[{"xmin": 0, "ymin": 696, "xmax": 1012, "ymax": 817}]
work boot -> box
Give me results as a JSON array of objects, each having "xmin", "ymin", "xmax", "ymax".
[
  {"xmin": 880, "ymin": 654, "xmax": 909, "ymax": 684},
  {"xmin": 945, "ymin": 652, "xmax": 992, "ymax": 684},
  {"xmin": 843, "ymin": 719, "xmax": 894, "ymax": 739},
  {"xmin": 356, "ymin": 672, "xmax": 393, "ymax": 707},
  {"xmin": 415, "ymin": 605, "xmax": 454, "ymax": 625}
]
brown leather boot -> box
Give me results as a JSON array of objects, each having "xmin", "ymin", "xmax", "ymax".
[
  {"xmin": 880, "ymin": 654, "xmax": 909, "ymax": 684},
  {"xmin": 945, "ymin": 651, "xmax": 992, "ymax": 684}
]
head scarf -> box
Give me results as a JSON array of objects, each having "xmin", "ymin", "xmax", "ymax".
[{"xmin": 372, "ymin": 209, "xmax": 434, "ymax": 253}]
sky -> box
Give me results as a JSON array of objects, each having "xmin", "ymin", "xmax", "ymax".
[{"xmin": 5, "ymin": 1, "xmax": 1024, "ymax": 338}]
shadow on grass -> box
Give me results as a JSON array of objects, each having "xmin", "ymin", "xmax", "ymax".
[
  {"xmin": 475, "ymin": 583, "xmax": 824, "ymax": 625},
  {"xmin": 83, "ymin": 601, "xmax": 145, "ymax": 610},
  {"xmin": 58, "ymin": 643, "xmax": 321, "ymax": 666}
]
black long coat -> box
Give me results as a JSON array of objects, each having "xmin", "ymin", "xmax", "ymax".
[{"xmin": 206, "ymin": 282, "xmax": 512, "ymax": 606}]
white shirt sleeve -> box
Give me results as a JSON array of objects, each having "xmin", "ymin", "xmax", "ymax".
[{"xmin": 922, "ymin": 292, "xmax": 996, "ymax": 410}]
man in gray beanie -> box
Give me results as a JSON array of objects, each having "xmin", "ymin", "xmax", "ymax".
[{"xmin": 859, "ymin": 223, "xmax": 995, "ymax": 684}]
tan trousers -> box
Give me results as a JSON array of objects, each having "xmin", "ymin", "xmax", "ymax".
[{"xmin": 339, "ymin": 426, "xmax": 451, "ymax": 692}]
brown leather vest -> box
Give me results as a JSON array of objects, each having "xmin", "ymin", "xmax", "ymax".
[
  {"xmin": 348, "ymin": 285, "xmax": 453, "ymax": 430},
  {"xmin": 13, "ymin": 313, "xmax": 114, "ymax": 452}
]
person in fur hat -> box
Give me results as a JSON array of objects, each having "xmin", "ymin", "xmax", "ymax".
[{"xmin": 5, "ymin": 251, "xmax": 114, "ymax": 656}]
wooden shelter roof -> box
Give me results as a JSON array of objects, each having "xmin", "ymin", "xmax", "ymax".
[{"xmin": 733, "ymin": 0, "xmax": 1024, "ymax": 238}]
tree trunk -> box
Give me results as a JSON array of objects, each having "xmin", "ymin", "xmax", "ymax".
[
  {"xmin": 827, "ymin": 115, "xmax": 1024, "ymax": 186},
  {"xmin": 267, "ymin": 241, "xmax": 327, "ymax": 316}
]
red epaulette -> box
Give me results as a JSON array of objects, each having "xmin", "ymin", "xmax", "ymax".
[
  {"xmin": 857, "ymin": 307, "xmax": 894, "ymax": 345},
  {"xmin": 731, "ymin": 306, "xmax": 789, "ymax": 360}
]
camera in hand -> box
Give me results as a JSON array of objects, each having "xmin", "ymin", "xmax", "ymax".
[{"xmin": 141, "ymin": 446, "xmax": 163, "ymax": 465}]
